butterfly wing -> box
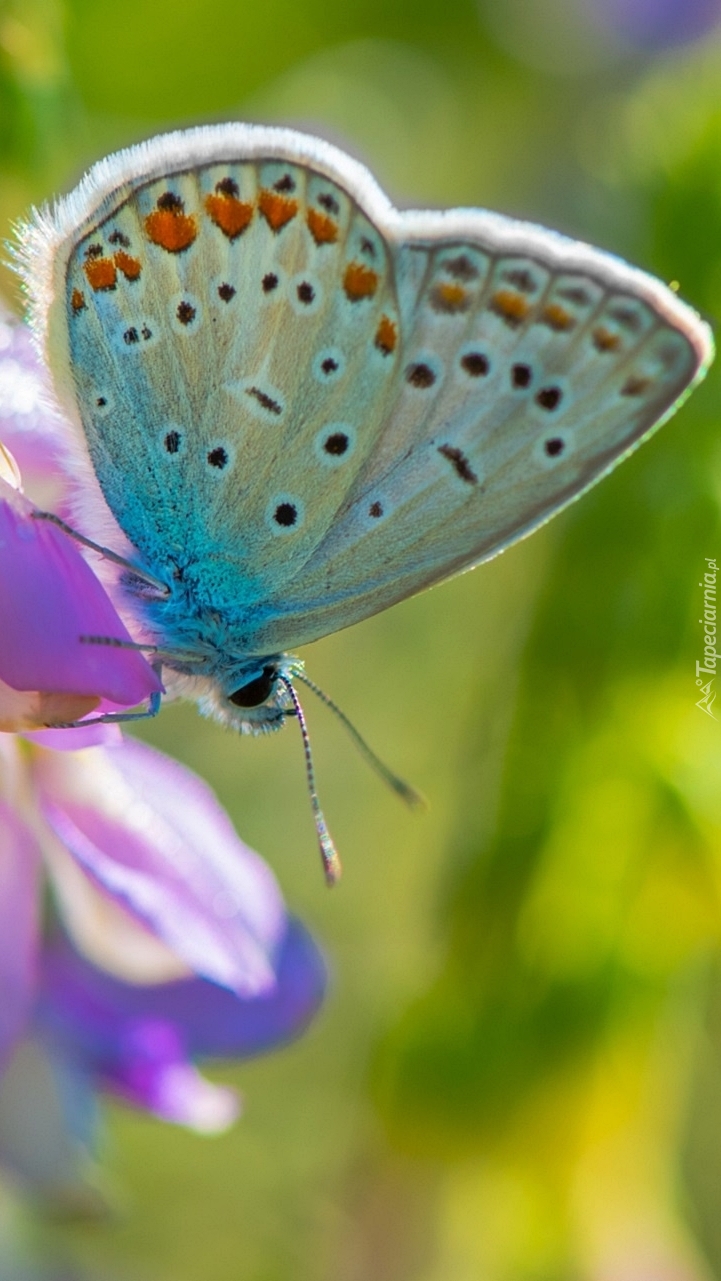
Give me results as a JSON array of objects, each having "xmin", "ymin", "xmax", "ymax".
[
  {"xmin": 262, "ymin": 223, "xmax": 713, "ymax": 650},
  {"xmin": 20, "ymin": 125, "xmax": 712, "ymax": 658},
  {"xmin": 21, "ymin": 128, "xmax": 405, "ymax": 639}
]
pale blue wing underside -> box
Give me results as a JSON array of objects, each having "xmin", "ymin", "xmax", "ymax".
[{"xmin": 20, "ymin": 125, "xmax": 713, "ymax": 660}]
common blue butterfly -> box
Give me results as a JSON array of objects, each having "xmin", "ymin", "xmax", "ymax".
[{"xmin": 17, "ymin": 124, "xmax": 714, "ymax": 880}]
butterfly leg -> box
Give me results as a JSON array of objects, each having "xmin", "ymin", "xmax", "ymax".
[
  {"xmin": 79, "ymin": 634, "xmax": 157, "ymax": 654},
  {"xmin": 31, "ymin": 510, "xmax": 169, "ymax": 596},
  {"xmin": 49, "ymin": 686, "xmax": 163, "ymax": 729}
]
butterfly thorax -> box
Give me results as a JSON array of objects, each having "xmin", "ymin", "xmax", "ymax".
[{"xmin": 123, "ymin": 566, "xmax": 300, "ymax": 734}]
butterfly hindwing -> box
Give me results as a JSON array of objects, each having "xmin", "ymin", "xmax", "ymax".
[{"xmin": 263, "ymin": 238, "xmax": 702, "ymax": 649}]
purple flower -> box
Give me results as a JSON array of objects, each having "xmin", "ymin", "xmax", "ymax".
[
  {"xmin": 0, "ymin": 309, "xmax": 326, "ymax": 1134},
  {"xmin": 0, "ymin": 477, "xmax": 162, "ymax": 727},
  {"xmin": 0, "ymin": 730, "xmax": 326, "ymax": 1132},
  {"xmin": 588, "ymin": 0, "xmax": 721, "ymax": 49},
  {"xmin": 35, "ymin": 918, "xmax": 325, "ymax": 1131},
  {"xmin": 0, "ymin": 313, "xmax": 161, "ymax": 731}
]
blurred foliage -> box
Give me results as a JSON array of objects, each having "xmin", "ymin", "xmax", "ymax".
[{"xmin": 3, "ymin": 0, "xmax": 721, "ymax": 1278}]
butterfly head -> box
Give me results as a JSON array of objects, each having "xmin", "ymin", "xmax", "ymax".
[{"xmin": 191, "ymin": 654, "xmax": 302, "ymax": 735}]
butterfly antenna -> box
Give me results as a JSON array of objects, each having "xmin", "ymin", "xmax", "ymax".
[
  {"xmin": 278, "ymin": 676, "xmax": 342, "ymax": 887},
  {"xmin": 295, "ymin": 672, "xmax": 427, "ymax": 811}
]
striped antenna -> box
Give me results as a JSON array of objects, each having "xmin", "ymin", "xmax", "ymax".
[
  {"xmin": 295, "ymin": 671, "xmax": 426, "ymax": 810},
  {"xmin": 279, "ymin": 676, "xmax": 342, "ymax": 887}
]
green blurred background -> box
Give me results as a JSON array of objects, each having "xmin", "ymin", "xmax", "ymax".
[{"xmin": 3, "ymin": 0, "xmax": 721, "ymax": 1276}]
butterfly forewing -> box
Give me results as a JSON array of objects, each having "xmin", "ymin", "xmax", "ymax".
[
  {"xmin": 25, "ymin": 125, "xmax": 711, "ymax": 662},
  {"xmin": 61, "ymin": 155, "xmax": 401, "ymax": 621}
]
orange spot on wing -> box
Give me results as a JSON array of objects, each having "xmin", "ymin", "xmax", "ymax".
[
  {"xmin": 375, "ymin": 315, "xmax": 397, "ymax": 355},
  {"xmin": 71, "ymin": 288, "xmax": 86, "ymax": 313},
  {"xmin": 343, "ymin": 261, "xmax": 379, "ymax": 301},
  {"xmin": 541, "ymin": 302, "xmax": 574, "ymax": 331},
  {"xmin": 205, "ymin": 192, "xmax": 254, "ymax": 240},
  {"xmin": 113, "ymin": 251, "xmax": 142, "ymax": 281},
  {"xmin": 593, "ymin": 326, "xmax": 621, "ymax": 352},
  {"xmin": 144, "ymin": 208, "xmax": 198, "ymax": 253},
  {"xmin": 258, "ymin": 189, "xmax": 299, "ymax": 232},
  {"xmin": 490, "ymin": 290, "xmax": 530, "ymax": 326},
  {"xmin": 306, "ymin": 208, "xmax": 338, "ymax": 245},
  {"xmin": 431, "ymin": 282, "xmax": 469, "ymax": 313},
  {"xmin": 83, "ymin": 257, "xmax": 117, "ymax": 291}
]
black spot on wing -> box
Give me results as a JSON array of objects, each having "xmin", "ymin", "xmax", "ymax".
[
  {"xmin": 246, "ymin": 386, "xmax": 282, "ymax": 415},
  {"xmin": 274, "ymin": 501, "xmax": 297, "ymax": 526},
  {"xmin": 438, "ymin": 444, "xmax": 478, "ymax": 484},
  {"xmin": 512, "ymin": 363, "xmax": 532, "ymax": 389}
]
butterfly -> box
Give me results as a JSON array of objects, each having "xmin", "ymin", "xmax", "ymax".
[{"xmin": 17, "ymin": 123, "xmax": 714, "ymax": 880}]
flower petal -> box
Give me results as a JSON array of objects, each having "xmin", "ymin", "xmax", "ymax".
[
  {"xmin": 589, "ymin": 0, "xmax": 721, "ymax": 48},
  {"xmin": 0, "ymin": 441, "xmax": 22, "ymax": 489},
  {"xmin": 0, "ymin": 677, "xmax": 99, "ymax": 732},
  {"xmin": 38, "ymin": 917, "xmax": 326, "ymax": 1060},
  {"xmin": 0, "ymin": 307, "xmax": 76, "ymax": 514},
  {"xmin": 0, "ymin": 802, "xmax": 41, "ymax": 1070},
  {"xmin": 96, "ymin": 1019, "xmax": 240, "ymax": 1133},
  {"xmin": 34, "ymin": 738, "xmax": 287, "ymax": 995},
  {"xmin": 22, "ymin": 722, "xmax": 123, "ymax": 750},
  {"xmin": 44, "ymin": 836, "xmax": 192, "ymax": 984},
  {"xmin": 35, "ymin": 919, "xmax": 326, "ymax": 1130},
  {"xmin": 111, "ymin": 1052, "xmax": 240, "ymax": 1133},
  {"xmin": 0, "ymin": 480, "xmax": 161, "ymax": 707}
]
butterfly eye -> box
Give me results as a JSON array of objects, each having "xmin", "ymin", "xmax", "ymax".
[{"xmin": 228, "ymin": 666, "xmax": 278, "ymax": 708}]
